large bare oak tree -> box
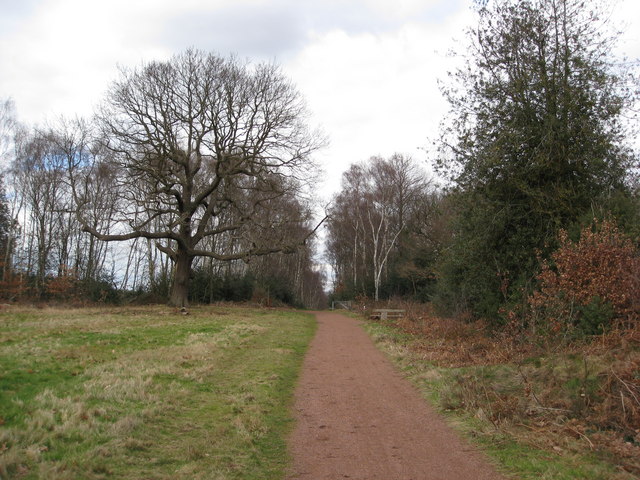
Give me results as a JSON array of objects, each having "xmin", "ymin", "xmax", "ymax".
[{"xmin": 71, "ymin": 50, "xmax": 324, "ymax": 307}]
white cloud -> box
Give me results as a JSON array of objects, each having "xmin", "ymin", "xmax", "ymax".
[
  {"xmin": 0, "ymin": 0, "xmax": 636, "ymax": 200},
  {"xmin": 285, "ymin": 6, "xmax": 473, "ymax": 199},
  {"xmin": 0, "ymin": 0, "xmax": 176, "ymax": 122},
  {"xmin": 613, "ymin": 0, "xmax": 640, "ymax": 60}
]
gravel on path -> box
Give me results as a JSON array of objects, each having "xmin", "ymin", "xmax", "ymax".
[{"xmin": 286, "ymin": 311, "xmax": 509, "ymax": 480}]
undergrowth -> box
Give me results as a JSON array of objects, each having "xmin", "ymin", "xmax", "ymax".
[{"xmin": 362, "ymin": 300, "xmax": 640, "ymax": 479}]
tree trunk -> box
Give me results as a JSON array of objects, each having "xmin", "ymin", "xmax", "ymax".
[{"xmin": 169, "ymin": 248, "xmax": 193, "ymax": 307}]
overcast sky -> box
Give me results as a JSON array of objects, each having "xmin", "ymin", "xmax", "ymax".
[{"xmin": 1, "ymin": 0, "xmax": 639, "ymax": 201}]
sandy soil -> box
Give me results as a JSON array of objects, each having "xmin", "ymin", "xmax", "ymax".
[{"xmin": 286, "ymin": 311, "xmax": 509, "ymax": 480}]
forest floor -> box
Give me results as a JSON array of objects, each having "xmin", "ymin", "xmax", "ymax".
[{"xmin": 286, "ymin": 311, "xmax": 507, "ymax": 480}]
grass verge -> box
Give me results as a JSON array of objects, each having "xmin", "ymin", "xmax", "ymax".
[
  {"xmin": 0, "ymin": 305, "xmax": 316, "ymax": 479},
  {"xmin": 364, "ymin": 318, "xmax": 639, "ymax": 480}
]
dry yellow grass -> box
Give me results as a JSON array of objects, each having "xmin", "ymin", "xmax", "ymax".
[
  {"xmin": 365, "ymin": 309, "xmax": 640, "ymax": 480},
  {"xmin": 0, "ymin": 305, "xmax": 315, "ymax": 479}
]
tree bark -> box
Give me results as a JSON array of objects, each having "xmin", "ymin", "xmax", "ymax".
[{"xmin": 169, "ymin": 247, "xmax": 193, "ymax": 307}]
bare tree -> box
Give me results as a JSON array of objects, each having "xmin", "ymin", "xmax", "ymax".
[
  {"xmin": 46, "ymin": 118, "xmax": 118, "ymax": 284},
  {"xmin": 0, "ymin": 99, "xmax": 17, "ymax": 168},
  {"xmin": 70, "ymin": 50, "xmax": 324, "ymax": 307},
  {"xmin": 327, "ymin": 154, "xmax": 432, "ymax": 301},
  {"xmin": 367, "ymin": 155, "xmax": 430, "ymax": 301},
  {"xmin": 12, "ymin": 131, "xmax": 69, "ymax": 296},
  {"xmin": 327, "ymin": 163, "xmax": 369, "ymax": 294},
  {"xmin": 0, "ymin": 99, "xmax": 19, "ymax": 286},
  {"xmin": 3, "ymin": 117, "xmax": 126, "ymax": 300}
]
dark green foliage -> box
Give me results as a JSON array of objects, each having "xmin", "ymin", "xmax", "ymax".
[
  {"xmin": 574, "ymin": 296, "xmax": 614, "ymax": 336},
  {"xmin": 435, "ymin": 0, "xmax": 637, "ymax": 322},
  {"xmin": 382, "ymin": 257, "xmax": 437, "ymax": 302},
  {"xmin": 221, "ymin": 273, "xmax": 255, "ymax": 302},
  {"xmin": 78, "ymin": 274, "xmax": 122, "ymax": 304},
  {"xmin": 188, "ymin": 267, "xmax": 301, "ymax": 307},
  {"xmin": 571, "ymin": 190, "xmax": 640, "ymax": 242},
  {"xmin": 148, "ymin": 271, "xmax": 172, "ymax": 300},
  {"xmin": 189, "ymin": 268, "xmax": 255, "ymax": 303},
  {"xmin": 257, "ymin": 275, "xmax": 298, "ymax": 307}
]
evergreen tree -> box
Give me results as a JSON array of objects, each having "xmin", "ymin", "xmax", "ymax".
[{"xmin": 436, "ymin": 0, "xmax": 638, "ymax": 321}]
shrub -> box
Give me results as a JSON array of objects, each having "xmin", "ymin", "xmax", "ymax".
[
  {"xmin": 0, "ymin": 267, "xmax": 25, "ymax": 301},
  {"xmin": 45, "ymin": 267, "xmax": 79, "ymax": 301},
  {"xmin": 189, "ymin": 269, "xmax": 254, "ymax": 304},
  {"xmin": 525, "ymin": 220, "xmax": 640, "ymax": 336},
  {"xmin": 79, "ymin": 275, "xmax": 121, "ymax": 304}
]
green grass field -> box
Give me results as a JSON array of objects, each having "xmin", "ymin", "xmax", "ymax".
[{"xmin": 0, "ymin": 305, "xmax": 316, "ymax": 479}]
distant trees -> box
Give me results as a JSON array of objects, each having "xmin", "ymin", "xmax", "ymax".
[
  {"xmin": 3, "ymin": 121, "xmax": 116, "ymax": 301},
  {"xmin": 0, "ymin": 99, "xmax": 16, "ymax": 166},
  {"xmin": 70, "ymin": 50, "xmax": 324, "ymax": 307},
  {"xmin": 327, "ymin": 154, "xmax": 436, "ymax": 301},
  {"xmin": 0, "ymin": 178, "xmax": 12, "ymax": 276},
  {"xmin": 13, "ymin": 128, "xmax": 74, "ymax": 296},
  {"xmin": 435, "ymin": 0, "xmax": 638, "ymax": 321},
  {"xmin": 0, "ymin": 100, "xmax": 18, "ymax": 293},
  {"xmin": 0, "ymin": 52, "xmax": 325, "ymax": 309}
]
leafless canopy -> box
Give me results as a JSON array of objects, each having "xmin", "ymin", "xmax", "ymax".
[{"xmin": 70, "ymin": 49, "xmax": 324, "ymax": 306}]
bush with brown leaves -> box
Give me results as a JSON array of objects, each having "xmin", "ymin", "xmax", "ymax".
[{"xmin": 526, "ymin": 220, "xmax": 640, "ymax": 337}]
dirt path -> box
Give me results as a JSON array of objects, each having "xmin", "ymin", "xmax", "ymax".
[{"xmin": 286, "ymin": 312, "xmax": 508, "ymax": 480}]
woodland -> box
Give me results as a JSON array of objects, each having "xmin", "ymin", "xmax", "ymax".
[
  {"xmin": 0, "ymin": 0, "xmax": 639, "ymax": 330},
  {"xmin": 0, "ymin": 53, "xmax": 327, "ymax": 309},
  {"xmin": 325, "ymin": 1, "xmax": 640, "ymax": 474},
  {"xmin": 1, "ymin": 0, "xmax": 640, "ymax": 475},
  {"xmin": 327, "ymin": 0, "xmax": 640, "ymax": 336}
]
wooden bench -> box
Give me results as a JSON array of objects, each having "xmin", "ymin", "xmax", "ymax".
[{"xmin": 370, "ymin": 309, "xmax": 405, "ymax": 320}]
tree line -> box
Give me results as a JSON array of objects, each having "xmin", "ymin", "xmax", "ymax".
[
  {"xmin": 1, "ymin": 0, "xmax": 638, "ymax": 332},
  {"xmin": 327, "ymin": 0, "xmax": 639, "ymax": 336},
  {"xmin": 326, "ymin": 154, "xmax": 442, "ymax": 302},
  {"xmin": 0, "ymin": 52, "xmax": 327, "ymax": 309}
]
